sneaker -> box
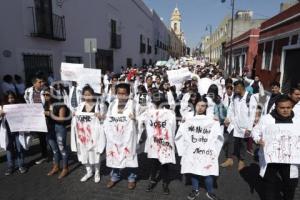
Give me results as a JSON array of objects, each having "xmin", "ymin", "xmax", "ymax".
[
  {"xmin": 80, "ymin": 172, "xmax": 93, "ymax": 182},
  {"xmin": 5, "ymin": 168, "xmax": 13, "ymax": 176},
  {"xmin": 18, "ymin": 167, "xmax": 27, "ymax": 174},
  {"xmin": 162, "ymin": 183, "xmax": 170, "ymax": 195},
  {"xmin": 94, "ymin": 172, "xmax": 100, "ymax": 183},
  {"xmin": 145, "ymin": 181, "xmax": 156, "ymax": 192},
  {"xmin": 35, "ymin": 158, "xmax": 47, "ymax": 165},
  {"xmin": 206, "ymin": 192, "xmax": 222, "ymax": 200},
  {"xmin": 187, "ymin": 190, "xmax": 200, "ymax": 200}
]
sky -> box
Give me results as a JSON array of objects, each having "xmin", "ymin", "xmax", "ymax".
[{"xmin": 143, "ymin": 0, "xmax": 289, "ymax": 48}]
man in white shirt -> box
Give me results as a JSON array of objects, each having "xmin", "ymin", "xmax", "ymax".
[
  {"xmin": 289, "ymin": 84, "xmax": 300, "ymax": 119},
  {"xmin": 252, "ymin": 95, "xmax": 299, "ymax": 200},
  {"xmin": 224, "ymin": 80, "xmax": 258, "ymax": 171}
]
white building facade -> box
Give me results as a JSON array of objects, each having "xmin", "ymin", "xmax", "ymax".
[{"xmin": 0, "ymin": 0, "xmax": 186, "ymax": 86}]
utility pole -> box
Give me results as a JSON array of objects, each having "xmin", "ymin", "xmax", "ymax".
[{"xmin": 206, "ymin": 24, "xmax": 212, "ymax": 63}]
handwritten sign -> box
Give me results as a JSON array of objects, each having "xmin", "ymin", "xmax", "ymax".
[
  {"xmin": 263, "ymin": 124, "xmax": 300, "ymax": 164},
  {"xmin": 141, "ymin": 109, "xmax": 176, "ymax": 164},
  {"xmin": 75, "ymin": 112, "xmax": 96, "ymax": 148},
  {"xmin": 60, "ymin": 62, "xmax": 84, "ymax": 81},
  {"xmin": 176, "ymin": 116, "xmax": 223, "ymax": 176},
  {"xmin": 3, "ymin": 104, "xmax": 47, "ymax": 132},
  {"xmin": 78, "ymin": 68, "xmax": 101, "ymax": 93},
  {"xmin": 167, "ymin": 68, "xmax": 191, "ymax": 85},
  {"xmin": 104, "ymin": 115, "xmax": 138, "ymax": 168}
]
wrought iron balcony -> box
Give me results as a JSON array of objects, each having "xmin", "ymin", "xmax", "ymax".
[{"xmin": 29, "ymin": 7, "xmax": 66, "ymax": 41}]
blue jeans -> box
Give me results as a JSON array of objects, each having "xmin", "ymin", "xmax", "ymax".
[
  {"xmin": 6, "ymin": 133, "xmax": 24, "ymax": 169},
  {"xmin": 46, "ymin": 124, "xmax": 68, "ymax": 168},
  {"xmin": 111, "ymin": 168, "xmax": 137, "ymax": 183},
  {"xmin": 191, "ymin": 175, "xmax": 214, "ymax": 193}
]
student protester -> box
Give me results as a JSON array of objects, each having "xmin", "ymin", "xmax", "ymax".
[
  {"xmin": 24, "ymin": 76, "xmax": 49, "ymax": 165},
  {"xmin": 138, "ymin": 89, "xmax": 177, "ymax": 195},
  {"xmin": 176, "ymin": 95, "xmax": 224, "ymax": 200},
  {"xmin": 0, "ymin": 91, "xmax": 27, "ymax": 175},
  {"xmin": 288, "ymin": 84, "xmax": 300, "ymax": 119},
  {"xmin": 71, "ymin": 85, "xmax": 106, "ymax": 183},
  {"xmin": 104, "ymin": 83, "xmax": 138, "ymax": 190},
  {"xmin": 43, "ymin": 87, "xmax": 70, "ymax": 179},
  {"xmin": 262, "ymin": 81, "xmax": 281, "ymax": 115},
  {"xmin": 253, "ymin": 95, "xmax": 299, "ymax": 200},
  {"xmin": 224, "ymin": 80, "xmax": 258, "ymax": 171}
]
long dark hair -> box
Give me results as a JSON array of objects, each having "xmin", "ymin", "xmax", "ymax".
[
  {"xmin": 3, "ymin": 91, "xmax": 18, "ymax": 105},
  {"xmin": 207, "ymin": 84, "xmax": 221, "ymax": 104}
]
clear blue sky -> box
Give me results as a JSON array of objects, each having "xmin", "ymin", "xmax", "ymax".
[{"xmin": 143, "ymin": 0, "xmax": 286, "ymax": 48}]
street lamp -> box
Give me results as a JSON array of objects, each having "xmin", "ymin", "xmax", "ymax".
[
  {"xmin": 206, "ymin": 24, "xmax": 212, "ymax": 63},
  {"xmin": 221, "ymin": 0, "xmax": 235, "ymax": 75}
]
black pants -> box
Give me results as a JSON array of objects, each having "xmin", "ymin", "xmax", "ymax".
[
  {"xmin": 223, "ymin": 128, "xmax": 234, "ymax": 158},
  {"xmin": 263, "ymin": 163, "xmax": 298, "ymax": 200},
  {"xmin": 233, "ymin": 137, "xmax": 247, "ymax": 161},
  {"xmin": 37, "ymin": 132, "xmax": 48, "ymax": 158},
  {"xmin": 149, "ymin": 159, "xmax": 170, "ymax": 184}
]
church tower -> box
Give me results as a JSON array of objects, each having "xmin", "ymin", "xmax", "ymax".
[{"xmin": 170, "ymin": 5, "xmax": 182, "ymax": 38}]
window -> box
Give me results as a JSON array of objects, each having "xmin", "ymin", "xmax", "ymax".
[
  {"xmin": 111, "ymin": 19, "xmax": 117, "ymax": 34},
  {"xmin": 126, "ymin": 58, "xmax": 132, "ymax": 67},
  {"xmin": 262, "ymin": 41, "xmax": 273, "ymax": 71},
  {"xmin": 110, "ymin": 19, "xmax": 121, "ymax": 49},
  {"xmin": 23, "ymin": 54, "xmax": 52, "ymax": 86},
  {"xmin": 174, "ymin": 23, "xmax": 177, "ymax": 32},
  {"xmin": 65, "ymin": 56, "xmax": 82, "ymax": 64},
  {"xmin": 31, "ymin": 0, "xmax": 66, "ymax": 41}
]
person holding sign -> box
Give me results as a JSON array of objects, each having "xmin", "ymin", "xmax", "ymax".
[
  {"xmin": 24, "ymin": 76, "xmax": 49, "ymax": 165},
  {"xmin": 252, "ymin": 95, "xmax": 299, "ymax": 200},
  {"xmin": 0, "ymin": 91, "xmax": 27, "ymax": 175},
  {"xmin": 138, "ymin": 89, "xmax": 177, "ymax": 195},
  {"xmin": 104, "ymin": 83, "xmax": 139, "ymax": 190},
  {"xmin": 176, "ymin": 95, "xmax": 224, "ymax": 200},
  {"xmin": 71, "ymin": 85, "xmax": 106, "ymax": 183}
]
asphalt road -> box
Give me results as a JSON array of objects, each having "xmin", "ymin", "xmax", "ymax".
[{"xmin": 0, "ymin": 143, "xmax": 299, "ymax": 200}]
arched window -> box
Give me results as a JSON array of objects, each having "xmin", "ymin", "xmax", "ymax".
[{"xmin": 174, "ymin": 23, "xmax": 177, "ymax": 32}]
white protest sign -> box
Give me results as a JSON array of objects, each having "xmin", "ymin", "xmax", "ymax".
[
  {"xmin": 3, "ymin": 104, "xmax": 47, "ymax": 132},
  {"xmin": 263, "ymin": 124, "xmax": 300, "ymax": 164},
  {"xmin": 176, "ymin": 116, "xmax": 223, "ymax": 176},
  {"xmin": 167, "ymin": 68, "xmax": 191, "ymax": 85},
  {"xmin": 60, "ymin": 62, "xmax": 84, "ymax": 81},
  {"xmin": 104, "ymin": 115, "xmax": 138, "ymax": 168},
  {"xmin": 78, "ymin": 68, "xmax": 102, "ymax": 93}
]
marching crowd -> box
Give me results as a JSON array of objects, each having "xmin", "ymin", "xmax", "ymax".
[{"xmin": 1, "ymin": 62, "xmax": 300, "ymax": 200}]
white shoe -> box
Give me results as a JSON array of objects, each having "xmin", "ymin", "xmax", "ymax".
[
  {"xmin": 35, "ymin": 158, "xmax": 47, "ymax": 165},
  {"xmin": 94, "ymin": 172, "xmax": 100, "ymax": 183},
  {"xmin": 80, "ymin": 173, "xmax": 93, "ymax": 182}
]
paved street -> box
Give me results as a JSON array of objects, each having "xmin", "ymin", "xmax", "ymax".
[{"xmin": 1, "ymin": 143, "xmax": 299, "ymax": 200}]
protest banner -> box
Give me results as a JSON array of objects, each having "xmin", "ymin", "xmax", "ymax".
[
  {"xmin": 176, "ymin": 116, "xmax": 223, "ymax": 176},
  {"xmin": 3, "ymin": 104, "xmax": 47, "ymax": 132},
  {"xmin": 60, "ymin": 62, "xmax": 84, "ymax": 81},
  {"xmin": 104, "ymin": 114, "xmax": 138, "ymax": 168},
  {"xmin": 78, "ymin": 68, "xmax": 102, "ymax": 93},
  {"xmin": 263, "ymin": 124, "xmax": 300, "ymax": 164},
  {"xmin": 167, "ymin": 68, "xmax": 191, "ymax": 85}
]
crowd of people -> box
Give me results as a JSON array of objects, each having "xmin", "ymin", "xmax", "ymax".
[{"xmin": 0, "ymin": 61, "xmax": 300, "ymax": 200}]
